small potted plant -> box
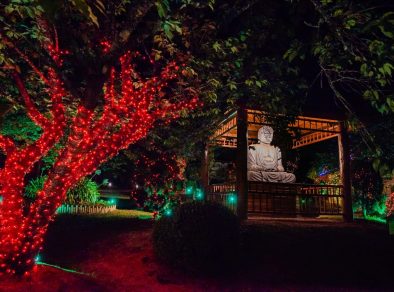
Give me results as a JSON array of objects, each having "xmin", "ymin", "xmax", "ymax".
[{"xmin": 386, "ymin": 192, "xmax": 394, "ymax": 235}]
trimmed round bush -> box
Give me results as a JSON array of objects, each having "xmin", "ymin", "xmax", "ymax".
[{"xmin": 153, "ymin": 201, "xmax": 240, "ymax": 273}]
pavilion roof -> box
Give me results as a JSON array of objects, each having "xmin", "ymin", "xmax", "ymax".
[{"xmin": 210, "ymin": 109, "xmax": 342, "ymax": 149}]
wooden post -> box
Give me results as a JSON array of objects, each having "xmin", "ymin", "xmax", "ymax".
[
  {"xmin": 338, "ymin": 121, "xmax": 353, "ymax": 222},
  {"xmin": 201, "ymin": 144, "xmax": 209, "ymax": 201},
  {"xmin": 236, "ymin": 105, "xmax": 248, "ymax": 220}
]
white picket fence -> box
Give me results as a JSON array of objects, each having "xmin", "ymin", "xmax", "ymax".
[{"xmin": 56, "ymin": 204, "xmax": 116, "ymax": 214}]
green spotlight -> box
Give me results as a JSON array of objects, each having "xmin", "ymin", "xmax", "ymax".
[
  {"xmin": 195, "ymin": 189, "xmax": 204, "ymax": 200},
  {"xmin": 227, "ymin": 193, "xmax": 237, "ymax": 204},
  {"xmin": 186, "ymin": 186, "xmax": 194, "ymax": 195}
]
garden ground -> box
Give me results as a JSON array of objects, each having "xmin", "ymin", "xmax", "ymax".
[{"xmin": 1, "ymin": 210, "xmax": 393, "ymax": 291}]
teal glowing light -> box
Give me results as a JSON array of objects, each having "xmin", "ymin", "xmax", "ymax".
[
  {"xmin": 35, "ymin": 254, "xmax": 41, "ymax": 263},
  {"xmin": 164, "ymin": 209, "xmax": 172, "ymax": 216},
  {"xmin": 186, "ymin": 186, "xmax": 194, "ymax": 195},
  {"xmin": 0, "ymin": 196, "xmax": 3, "ymax": 203},
  {"xmin": 195, "ymin": 189, "xmax": 204, "ymax": 200},
  {"xmin": 227, "ymin": 193, "xmax": 237, "ymax": 204},
  {"xmin": 36, "ymin": 261, "xmax": 91, "ymax": 276},
  {"xmin": 109, "ymin": 198, "xmax": 116, "ymax": 205}
]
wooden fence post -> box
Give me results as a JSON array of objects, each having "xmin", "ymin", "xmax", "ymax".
[
  {"xmin": 338, "ymin": 121, "xmax": 353, "ymax": 222},
  {"xmin": 201, "ymin": 143, "xmax": 209, "ymax": 201},
  {"xmin": 236, "ymin": 105, "xmax": 248, "ymax": 220}
]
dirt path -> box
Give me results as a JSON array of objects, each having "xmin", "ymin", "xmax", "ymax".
[{"xmin": 1, "ymin": 214, "xmax": 392, "ymax": 291}]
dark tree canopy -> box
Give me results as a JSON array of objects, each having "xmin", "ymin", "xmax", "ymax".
[{"xmin": 1, "ymin": 0, "xmax": 393, "ymax": 192}]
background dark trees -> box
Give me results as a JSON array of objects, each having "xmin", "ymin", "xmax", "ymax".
[{"xmin": 1, "ymin": 0, "xmax": 393, "ymax": 196}]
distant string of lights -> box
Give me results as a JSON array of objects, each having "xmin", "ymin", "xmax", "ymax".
[
  {"xmin": 386, "ymin": 192, "xmax": 394, "ymax": 217},
  {"xmin": 130, "ymin": 148, "xmax": 186, "ymax": 216}
]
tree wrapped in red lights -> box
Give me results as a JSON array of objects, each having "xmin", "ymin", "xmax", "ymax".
[{"xmin": 0, "ymin": 39, "xmax": 198, "ymax": 275}]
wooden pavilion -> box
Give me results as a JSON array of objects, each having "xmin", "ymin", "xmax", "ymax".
[{"xmin": 201, "ymin": 108, "xmax": 353, "ymax": 222}]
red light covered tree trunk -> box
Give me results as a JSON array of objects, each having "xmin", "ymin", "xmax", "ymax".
[{"xmin": 0, "ymin": 42, "xmax": 198, "ymax": 275}]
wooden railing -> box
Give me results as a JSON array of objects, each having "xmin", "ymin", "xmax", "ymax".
[
  {"xmin": 206, "ymin": 184, "xmax": 237, "ymax": 213},
  {"xmin": 206, "ymin": 182, "xmax": 344, "ymax": 216},
  {"xmin": 56, "ymin": 204, "xmax": 116, "ymax": 214},
  {"xmin": 248, "ymin": 182, "xmax": 343, "ymax": 216}
]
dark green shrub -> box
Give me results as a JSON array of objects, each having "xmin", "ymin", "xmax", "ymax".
[
  {"xmin": 153, "ymin": 201, "xmax": 240, "ymax": 273},
  {"xmin": 24, "ymin": 177, "xmax": 105, "ymax": 206},
  {"xmin": 352, "ymin": 160, "xmax": 384, "ymax": 216}
]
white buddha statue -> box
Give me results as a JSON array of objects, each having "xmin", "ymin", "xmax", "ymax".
[{"xmin": 247, "ymin": 126, "xmax": 296, "ymax": 183}]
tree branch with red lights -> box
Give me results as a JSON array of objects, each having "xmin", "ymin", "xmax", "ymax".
[
  {"xmin": 0, "ymin": 34, "xmax": 198, "ymax": 275},
  {"xmin": 129, "ymin": 145, "xmax": 187, "ymax": 215}
]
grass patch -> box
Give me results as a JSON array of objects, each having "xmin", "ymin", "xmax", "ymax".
[
  {"xmin": 34, "ymin": 213, "xmax": 394, "ymax": 289},
  {"xmin": 71, "ymin": 209, "xmax": 154, "ymax": 220},
  {"xmin": 42, "ymin": 209, "xmax": 153, "ymax": 268}
]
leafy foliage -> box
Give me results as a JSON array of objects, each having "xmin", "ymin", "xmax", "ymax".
[
  {"xmin": 288, "ymin": 0, "xmax": 394, "ymax": 114},
  {"xmin": 0, "ymin": 111, "xmax": 41, "ymax": 143},
  {"xmin": 65, "ymin": 178, "xmax": 101, "ymax": 205},
  {"xmin": 351, "ymin": 116, "xmax": 394, "ymax": 178},
  {"xmin": 24, "ymin": 175, "xmax": 46, "ymax": 201},
  {"xmin": 126, "ymin": 144, "xmax": 186, "ymax": 213},
  {"xmin": 306, "ymin": 152, "xmax": 340, "ymax": 185},
  {"xmin": 153, "ymin": 201, "xmax": 239, "ymax": 273},
  {"xmin": 352, "ymin": 160, "xmax": 384, "ymax": 217},
  {"xmin": 24, "ymin": 176, "xmax": 103, "ymax": 206},
  {"xmin": 300, "ymin": 0, "xmax": 394, "ymax": 173}
]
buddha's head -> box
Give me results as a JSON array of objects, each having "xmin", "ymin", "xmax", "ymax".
[{"xmin": 258, "ymin": 126, "xmax": 273, "ymax": 144}]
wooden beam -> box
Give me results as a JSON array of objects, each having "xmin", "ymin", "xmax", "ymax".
[
  {"xmin": 338, "ymin": 122, "xmax": 353, "ymax": 222},
  {"xmin": 292, "ymin": 132, "xmax": 339, "ymax": 149},
  {"xmin": 201, "ymin": 144, "xmax": 209, "ymax": 200},
  {"xmin": 236, "ymin": 106, "xmax": 248, "ymax": 220},
  {"xmin": 211, "ymin": 112, "xmax": 237, "ymax": 140},
  {"xmin": 212, "ymin": 110, "xmax": 342, "ymax": 149},
  {"xmin": 247, "ymin": 110, "xmax": 341, "ymax": 133}
]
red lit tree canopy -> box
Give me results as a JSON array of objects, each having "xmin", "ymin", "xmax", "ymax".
[{"xmin": 0, "ymin": 28, "xmax": 198, "ymax": 275}]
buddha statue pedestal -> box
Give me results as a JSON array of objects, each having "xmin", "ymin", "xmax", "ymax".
[{"xmin": 247, "ymin": 126, "xmax": 296, "ymax": 215}]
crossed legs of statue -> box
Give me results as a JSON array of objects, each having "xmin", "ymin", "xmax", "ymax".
[{"xmin": 247, "ymin": 171, "xmax": 296, "ymax": 183}]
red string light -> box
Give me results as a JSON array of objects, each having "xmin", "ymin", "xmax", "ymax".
[
  {"xmin": 130, "ymin": 147, "xmax": 186, "ymax": 211},
  {"xmin": 387, "ymin": 192, "xmax": 394, "ymax": 217},
  {"xmin": 0, "ymin": 46, "xmax": 198, "ymax": 275},
  {"xmin": 100, "ymin": 40, "xmax": 111, "ymax": 54}
]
